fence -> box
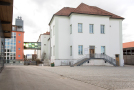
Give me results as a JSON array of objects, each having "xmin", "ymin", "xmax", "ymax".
[
  {"xmin": 61, "ymin": 60, "xmax": 74, "ymax": 66},
  {"xmin": 24, "ymin": 61, "xmax": 36, "ymax": 65}
]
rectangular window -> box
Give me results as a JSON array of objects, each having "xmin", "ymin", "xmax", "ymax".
[
  {"xmin": 78, "ymin": 45, "xmax": 83, "ymax": 55},
  {"xmin": 53, "ymin": 25, "xmax": 55, "ymax": 35},
  {"xmin": 53, "ymin": 46, "xmax": 55, "ymax": 56},
  {"xmin": 101, "ymin": 46, "xmax": 105, "ymax": 54},
  {"xmin": 70, "ymin": 25, "xmax": 72, "ymax": 34},
  {"xmin": 70, "ymin": 46, "xmax": 72, "ymax": 56},
  {"xmin": 101, "ymin": 25, "xmax": 105, "ymax": 34},
  {"xmin": 89, "ymin": 24, "xmax": 94, "ymax": 33},
  {"xmin": 78, "ymin": 23, "xmax": 82, "ymax": 33},
  {"xmin": 51, "ymin": 29, "xmax": 52, "ymax": 38}
]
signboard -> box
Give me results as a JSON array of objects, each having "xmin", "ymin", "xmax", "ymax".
[{"xmin": 24, "ymin": 42, "xmax": 41, "ymax": 50}]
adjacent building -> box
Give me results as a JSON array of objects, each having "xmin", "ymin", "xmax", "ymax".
[
  {"xmin": 4, "ymin": 17, "xmax": 24, "ymax": 63},
  {"xmin": 36, "ymin": 32, "xmax": 50, "ymax": 65},
  {"xmin": 48, "ymin": 3, "xmax": 124, "ymax": 66},
  {"xmin": 123, "ymin": 41, "xmax": 134, "ymax": 65},
  {"xmin": 0, "ymin": 0, "xmax": 13, "ymax": 71}
]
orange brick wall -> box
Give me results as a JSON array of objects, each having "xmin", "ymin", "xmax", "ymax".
[{"xmin": 13, "ymin": 31, "xmax": 24, "ymax": 61}]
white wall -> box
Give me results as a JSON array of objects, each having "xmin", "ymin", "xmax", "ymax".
[
  {"xmin": 50, "ymin": 13, "xmax": 123, "ymax": 66},
  {"xmin": 37, "ymin": 37, "xmax": 41, "ymax": 59},
  {"xmin": 37, "ymin": 34, "xmax": 50, "ymax": 62},
  {"xmin": 50, "ymin": 17, "xmax": 55, "ymax": 63}
]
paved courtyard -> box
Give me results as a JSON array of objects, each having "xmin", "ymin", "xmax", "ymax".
[{"xmin": 0, "ymin": 65, "xmax": 134, "ymax": 90}]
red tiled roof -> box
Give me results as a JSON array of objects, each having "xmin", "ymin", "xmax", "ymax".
[
  {"xmin": 54, "ymin": 3, "xmax": 124, "ymax": 19},
  {"xmin": 55, "ymin": 7, "xmax": 75, "ymax": 16},
  {"xmin": 49, "ymin": 3, "xmax": 124, "ymax": 25},
  {"xmin": 43, "ymin": 32, "xmax": 50, "ymax": 35},
  {"xmin": 71, "ymin": 3, "xmax": 124, "ymax": 19},
  {"xmin": 123, "ymin": 41, "xmax": 134, "ymax": 48}
]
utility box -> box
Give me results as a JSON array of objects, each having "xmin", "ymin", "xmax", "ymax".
[{"xmin": 115, "ymin": 54, "xmax": 120, "ymax": 66}]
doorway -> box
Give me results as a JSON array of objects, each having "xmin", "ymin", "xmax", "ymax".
[{"xmin": 89, "ymin": 46, "xmax": 95, "ymax": 58}]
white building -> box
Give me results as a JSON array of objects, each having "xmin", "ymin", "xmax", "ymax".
[
  {"xmin": 36, "ymin": 32, "xmax": 50, "ymax": 65},
  {"xmin": 48, "ymin": 3, "xmax": 124, "ymax": 66}
]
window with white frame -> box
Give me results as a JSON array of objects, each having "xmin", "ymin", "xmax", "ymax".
[
  {"xmin": 101, "ymin": 46, "xmax": 105, "ymax": 54},
  {"xmin": 53, "ymin": 46, "xmax": 55, "ymax": 56},
  {"xmin": 70, "ymin": 46, "xmax": 72, "ymax": 56},
  {"xmin": 51, "ymin": 29, "xmax": 52, "ymax": 38},
  {"xmin": 89, "ymin": 24, "xmax": 94, "ymax": 33},
  {"xmin": 78, "ymin": 23, "xmax": 82, "ymax": 33},
  {"xmin": 101, "ymin": 25, "xmax": 105, "ymax": 34},
  {"xmin": 53, "ymin": 25, "xmax": 55, "ymax": 35},
  {"xmin": 70, "ymin": 25, "xmax": 72, "ymax": 34},
  {"xmin": 78, "ymin": 45, "xmax": 83, "ymax": 55}
]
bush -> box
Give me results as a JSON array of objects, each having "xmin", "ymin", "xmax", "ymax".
[{"xmin": 51, "ymin": 62, "xmax": 55, "ymax": 67}]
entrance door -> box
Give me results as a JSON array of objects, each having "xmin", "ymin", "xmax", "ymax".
[
  {"xmin": 89, "ymin": 46, "xmax": 95, "ymax": 58},
  {"xmin": 90, "ymin": 49, "xmax": 95, "ymax": 58}
]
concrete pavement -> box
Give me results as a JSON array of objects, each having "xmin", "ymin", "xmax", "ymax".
[{"xmin": 0, "ymin": 66, "xmax": 106, "ymax": 90}]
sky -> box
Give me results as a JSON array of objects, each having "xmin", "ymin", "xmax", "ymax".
[{"xmin": 12, "ymin": 0, "xmax": 134, "ymax": 54}]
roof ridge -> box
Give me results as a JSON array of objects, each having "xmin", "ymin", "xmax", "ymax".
[
  {"xmin": 49, "ymin": 3, "xmax": 124, "ymax": 25},
  {"xmin": 64, "ymin": 7, "xmax": 75, "ymax": 9}
]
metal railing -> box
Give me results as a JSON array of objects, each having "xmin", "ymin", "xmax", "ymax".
[{"xmin": 72, "ymin": 53, "xmax": 116, "ymax": 66}]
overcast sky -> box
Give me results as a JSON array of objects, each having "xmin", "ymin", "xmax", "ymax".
[{"xmin": 12, "ymin": 0, "xmax": 134, "ymax": 54}]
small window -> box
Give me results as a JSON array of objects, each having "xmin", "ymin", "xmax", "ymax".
[
  {"xmin": 51, "ymin": 29, "xmax": 52, "ymax": 38},
  {"xmin": 89, "ymin": 24, "xmax": 94, "ymax": 34},
  {"xmin": 70, "ymin": 46, "xmax": 72, "ymax": 56},
  {"xmin": 78, "ymin": 45, "xmax": 83, "ymax": 55},
  {"xmin": 19, "ymin": 34, "xmax": 21, "ymax": 36},
  {"xmin": 18, "ymin": 41, "xmax": 21, "ymax": 43},
  {"xmin": 101, "ymin": 25, "xmax": 105, "ymax": 34},
  {"xmin": 70, "ymin": 25, "xmax": 72, "ymax": 34},
  {"xmin": 101, "ymin": 46, "xmax": 105, "ymax": 54},
  {"xmin": 53, "ymin": 25, "xmax": 55, "ymax": 35},
  {"xmin": 78, "ymin": 23, "xmax": 82, "ymax": 33},
  {"xmin": 18, "ymin": 48, "xmax": 20, "ymax": 50},
  {"xmin": 18, "ymin": 55, "xmax": 20, "ymax": 57}
]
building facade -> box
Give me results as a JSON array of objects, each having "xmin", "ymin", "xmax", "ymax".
[
  {"xmin": 4, "ymin": 17, "xmax": 24, "ymax": 63},
  {"xmin": 0, "ymin": 0, "xmax": 13, "ymax": 72},
  {"xmin": 49, "ymin": 3, "xmax": 124, "ymax": 66},
  {"xmin": 36, "ymin": 32, "xmax": 50, "ymax": 65},
  {"xmin": 123, "ymin": 41, "xmax": 134, "ymax": 65}
]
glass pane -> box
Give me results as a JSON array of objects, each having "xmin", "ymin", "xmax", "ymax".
[{"xmin": 78, "ymin": 24, "xmax": 82, "ymax": 33}]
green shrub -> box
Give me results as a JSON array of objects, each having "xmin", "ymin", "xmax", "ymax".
[{"xmin": 51, "ymin": 62, "xmax": 55, "ymax": 67}]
